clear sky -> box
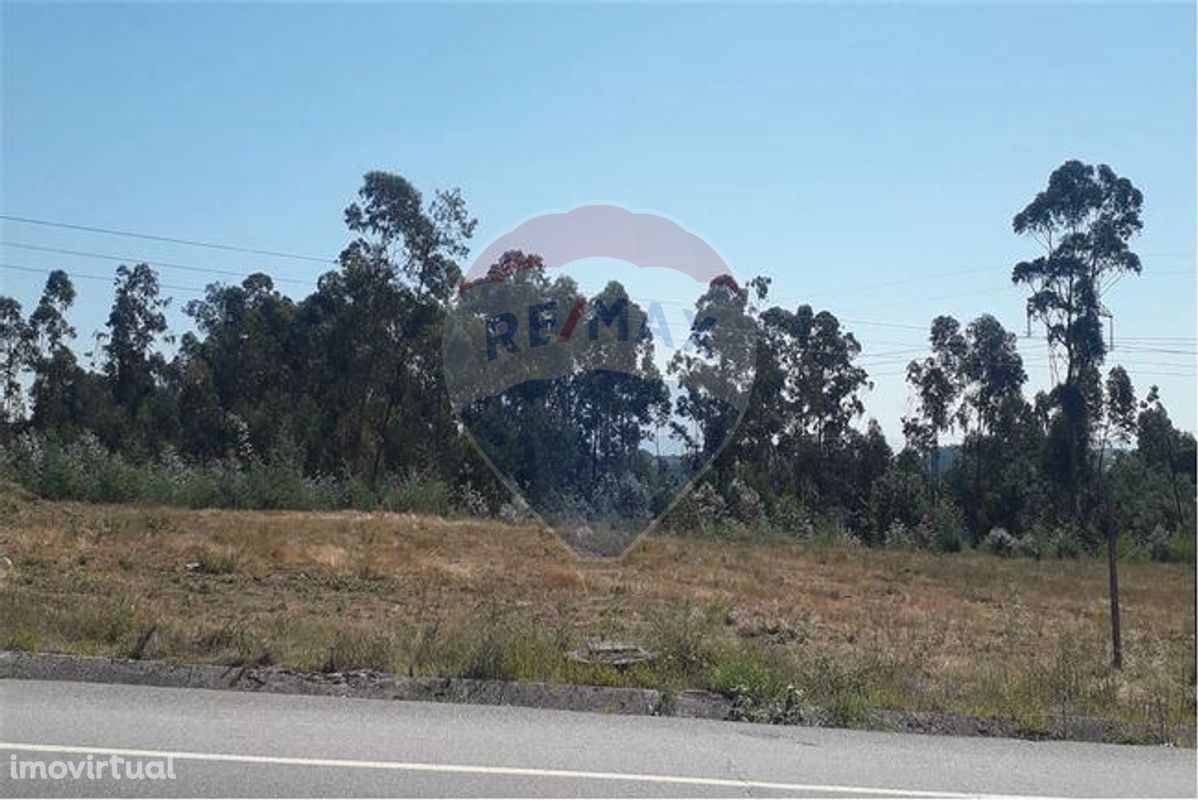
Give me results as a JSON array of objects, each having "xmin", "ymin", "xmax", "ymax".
[{"xmin": 2, "ymin": 2, "xmax": 1194, "ymax": 442}]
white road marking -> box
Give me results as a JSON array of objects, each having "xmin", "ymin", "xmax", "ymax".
[{"xmin": 0, "ymin": 741, "xmax": 1057, "ymax": 799}]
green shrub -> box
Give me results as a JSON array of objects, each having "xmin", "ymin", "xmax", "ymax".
[
  {"xmin": 650, "ymin": 605, "xmax": 716, "ymax": 682},
  {"xmin": 0, "ymin": 431, "xmax": 371, "ymax": 513},
  {"xmin": 884, "ymin": 520, "xmax": 917, "ymax": 550},
  {"xmin": 0, "ymin": 478, "xmax": 35, "ymax": 515},
  {"xmin": 344, "ymin": 476, "xmax": 381, "ymax": 511},
  {"xmin": 1019, "ymin": 523, "xmax": 1077, "ymax": 560},
  {"xmin": 663, "ymin": 482, "xmax": 728, "ymax": 536},
  {"xmin": 812, "ymin": 513, "xmax": 860, "ymax": 547},
  {"xmin": 868, "ymin": 465, "xmax": 927, "ymax": 543},
  {"xmin": 801, "ymin": 654, "xmax": 871, "ymax": 726},
  {"xmin": 924, "ymin": 499, "xmax": 965, "ymax": 553},
  {"xmin": 1115, "ymin": 532, "xmax": 1151, "ymax": 563},
  {"xmin": 1165, "ymin": 533, "xmax": 1195, "ymax": 565},
  {"xmin": 771, "ymin": 495, "xmax": 814, "ymax": 537},
  {"xmin": 710, "ymin": 650, "xmax": 785, "ymax": 702},
  {"xmin": 983, "ymin": 527, "xmax": 1017, "ymax": 556},
  {"xmin": 459, "ymin": 629, "xmax": 512, "ymax": 680},
  {"xmin": 384, "ymin": 473, "xmax": 452, "ymax": 515},
  {"xmin": 1012, "ymin": 530, "xmax": 1045, "ymax": 559},
  {"xmin": 195, "ymin": 547, "xmax": 238, "ymax": 575},
  {"xmin": 1049, "ymin": 528, "xmax": 1085, "ymax": 559},
  {"xmin": 322, "ymin": 628, "xmax": 396, "ymax": 673}
]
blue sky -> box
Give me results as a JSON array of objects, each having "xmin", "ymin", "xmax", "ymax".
[{"xmin": 2, "ymin": 2, "xmax": 1194, "ymax": 441}]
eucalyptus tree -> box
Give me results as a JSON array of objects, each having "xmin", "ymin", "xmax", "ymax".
[
  {"xmin": 102, "ymin": 264, "xmax": 170, "ymax": 407},
  {"xmin": 0, "ymin": 296, "xmax": 31, "ymax": 434},
  {"xmin": 179, "ymin": 273, "xmax": 299, "ymax": 461},
  {"xmin": 902, "ymin": 315, "xmax": 966, "ymax": 491},
  {"xmin": 752, "ymin": 303, "xmax": 869, "ymax": 510},
  {"xmin": 308, "ymin": 171, "xmax": 476, "ymax": 481},
  {"xmin": 956, "ymin": 314, "xmax": 1027, "ymax": 528},
  {"xmin": 1012, "ymin": 160, "xmax": 1145, "ymax": 667},
  {"xmin": 669, "ymin": 276, "xmax": 760, "ymax": 477},
  {"xmin": 1136, "ymin": 385, "xmax": 1195, "ymax": 528},
  {"xmin": 1098, "ymin": 366, "xmax": 1137, "ymax": 470},
  {"xmin": 1011, "ymin": 160, "xmax": 1143, "ymax": 513},
  {"xmin": 27, "ymin": 270, "xmax": 79, "ymax": 434}
]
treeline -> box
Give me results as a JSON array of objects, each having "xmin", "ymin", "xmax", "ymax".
[{"xmin": 0, "ymin": 164, "xmax": 1193, "ymax": 561}]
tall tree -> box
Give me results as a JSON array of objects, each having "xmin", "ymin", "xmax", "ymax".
[
  {"xmin": 0, "ymin": 297, "xmax": 32, "ymax": 434},
  {"xmin": 315, "ymin": 171, "xmax": 476, "ymax": 481},
  {"xmin": 957, "ymin": 314, "xmax": 1026, "ymax": 529},
  {"xmin": 28, "ymin": 270, "xmax": 76, "ymax": 353},
  {"xmin": 960, "ymin": 315, "xmax": 1026, "ymax": 438},
  {"xmin": 179, "ymin": 273, "xmax": 299, "ymax": 461},
  {"xmin": 754, "ymin": 303, "xmax": 869, "ymax": 509},
  {"xmin": 902, "ymin": 315, "xmax": 965, "ymax": 491},
  {"xmin": 1011, "ymin": 160, "xmax": 1143, "ymax": 513},
  {"xmin": 670, "ymin": 277, "xmax": 761, "ymax": 475},
  {"xmin": 1136, "ymin": 385, "xmax": 1194, "ymax": 527},
  {"xmin": 101, "ymin": 263, "xmax": 171, "ymax": 413},
  {"xmin": 1097, "ymin": 366, "xmax": 1137, "ymax": 472},
  {"xmin": 27, "ymin": 271, "xmax": 80, "ymax": 434},
  {"xmin": 1013, "ymin": 160, "xmax": 1144, "ymax": 668}
]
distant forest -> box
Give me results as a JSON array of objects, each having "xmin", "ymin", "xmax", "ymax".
[{"xmin": 1, "ymin": 161, "xmax": 1194, "ymax": 561}]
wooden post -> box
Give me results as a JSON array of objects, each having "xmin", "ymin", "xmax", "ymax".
[{"xmin": 1105, "ymin": 510, "xmax": 1122, "ymax": 670}]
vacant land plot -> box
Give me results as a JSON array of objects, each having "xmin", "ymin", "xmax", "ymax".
[{"xmin": 1, "ymin": 490, "xmax": 1193, "ymax": 743}]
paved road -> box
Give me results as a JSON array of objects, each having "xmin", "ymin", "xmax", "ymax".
[{"xmin": 0, "ymin": 680, "xmax": 1193, "ymax": 797}]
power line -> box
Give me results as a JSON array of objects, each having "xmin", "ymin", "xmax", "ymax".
[
  {"xmin": 0, "ymin": 241, "xmax": 317, "ymax": 287},
  {"xmin": 3, "ymin": 242, "xmax": 1191, "ymax": 361},
  {"xmin": 838, "ymin": 317, "xmax": 929, "ymax": 332},
  {"xmin": 850, "ymin": 348, "xmax": 1196, "ymax": 374},
  {"xmin": 1, "ymin": 262, "xmax": 208, "ymax": 295},
  {"xmin": 1119, "ymin": 336, "xmax": 1196, "ymax": 343},
  {"xmin": 869, "ymin": 366, "xmax": 1195, "ymax": 381},
  {"xmin": 829, "ymin": 285, "xmax": 1014, "ymax": 316},
  {"xmin": 1138, "ymin": 267, "xmax": 1197, "ymax": 276},
  {"xmin": 0, "ymin": 214, "xmax": 335, "ymax": 265},
  {"xmin": 794, "ymin": 266, "xmax": 997, "ymax": 300},
  {"xmin": 1113, "ymin": 345, "xmax": 1197, "ymax": 356},
  {"xmin": 856, "ymin": 347, "xmax": 930, "ymax": 360}
]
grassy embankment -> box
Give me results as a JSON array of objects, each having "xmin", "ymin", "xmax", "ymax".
[{"xmin": 1, "ymin": 481, "xmax": 1193, "ymax": 743}]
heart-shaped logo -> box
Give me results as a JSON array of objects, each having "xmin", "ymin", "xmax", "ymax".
[{"xmin": 442, "ymin": 205, "xmax": 756, "ymax": 557}]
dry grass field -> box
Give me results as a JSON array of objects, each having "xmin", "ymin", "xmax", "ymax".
[{"xmin": 1, "ymin": 485, "xmax": 1193, "ymax": 743}]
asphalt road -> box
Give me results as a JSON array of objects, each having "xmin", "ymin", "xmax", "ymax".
[{"xmin": 0, "ymin": 680, "xmax": 1193, "ymax": 798}]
